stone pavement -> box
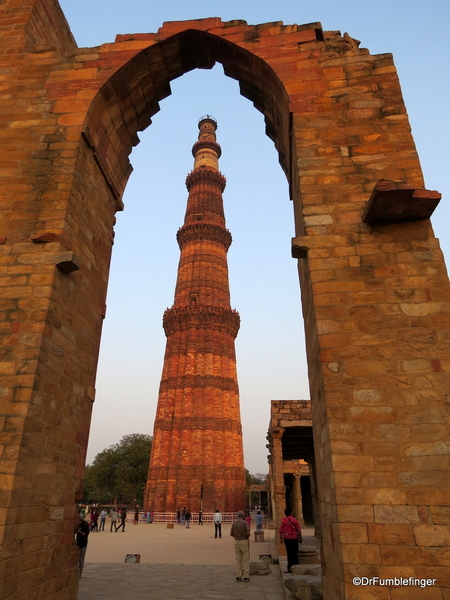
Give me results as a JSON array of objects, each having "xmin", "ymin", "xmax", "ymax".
[
  {"xmin": 77, "ymin": 521, "xmax": 293, "ymax": 600},
  {"xmin": 78, "ymin": 563, "xmax": 285, "ymax": 600}
]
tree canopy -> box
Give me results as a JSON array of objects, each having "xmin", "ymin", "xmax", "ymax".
[
  {"xmin": 245, "ymin": 470, "xmax": 267, "ymax": 487},
  {"xmin": 83, "ymin": 433, "xmax": 152, "ymax": 505}
]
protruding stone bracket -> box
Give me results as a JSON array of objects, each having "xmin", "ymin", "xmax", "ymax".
[
  {"xmin": 55, "ymin": 252, "xmax": 80, "ymax": 273},
  {"xmin": 31, "ymin": 232, "xmax": 62, "ymax": 244},
  {"xmin": 85, "ymin": 387, "xmax": 96, "ymax": 402},
  {"xmin": 291, "ymin": 238, "xmax": 308, "ymax": 259},
  {"xmin": 362, "ymin": 179, "xmax": 441, "ymax": 225}
]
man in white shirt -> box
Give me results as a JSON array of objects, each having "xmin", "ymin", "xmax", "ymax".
[
  {"xmin": 99, "ymin": 509, "xmax": 107, "ymax": 531},
  {"xmin": 213, "ymin": 509, "xmax": 222, "ymax": 538}
]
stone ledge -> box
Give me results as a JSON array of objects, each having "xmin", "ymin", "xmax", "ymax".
[{"xmin": 363, "ymin": 179, "xmax": 441, "ymax": 225}]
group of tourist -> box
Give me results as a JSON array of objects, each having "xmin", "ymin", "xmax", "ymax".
[
  {"xmin": 107, "ymin": 507, "xmax": 127, "ymax": 532},
  {"xmin": 75, "ymin": 505, "xmax": 303, "ymax": 583},
  {"xmin": 133, "ymin": 508, "xmax": 155, "ymax": 524},
  {"xmin": 176, "ymin": 507, "xmax": 195, "ymax": 526}
]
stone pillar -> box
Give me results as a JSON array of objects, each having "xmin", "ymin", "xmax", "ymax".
[
  {"xmin": 308, "ymin": 460, "xmax": 321, "ymax": 539},
  {"xmin": 270, "ymin": 429, "xmax": 287, "ymax": 555},
  {"xmin": 293, "ymin": 473, "xmax": 305, "ymax": 526},
  {"xmin": 270, "ymin": 429, "xmax": 286, "ymax": 525}
]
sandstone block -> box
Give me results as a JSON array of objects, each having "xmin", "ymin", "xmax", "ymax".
[
  {"xmin": 414, "ymin": 525, "xmax": 450, "ymax": 547},
  {"xmin": 429, "ymin": 547, "xmax": 450, "ymax": 566},
  {"xmin": 429, "ymin": 506, "xmax": 450, "ymax": 525},
  {"xmin": 332, "ymin": 455, "xmax": 374, "ymax": 472},
  {"xmin": 368, "ymin": 524, "xmax": 414, "ymax": 545},
  {"xmin": 349, "ymin": 406, "xmax": 396, "ymax": 423},
  {"xmin": 291, "ymin": 564, "xmax": 322, "ymax": 576},
  {"xmin": 334, "ymin": 523, "xmax": 368, "ymax": 544},
  {"xmin": 337, "ymin": 505, "xmax": 374, "ymax": 523},
  {"xmin": 374, "ymin": 506, "xmax": 419, "ymax": 525},
  {"xmin": 405, "ymin": 441, "xmax": 450, "ymax": 456},
  {"xmin": 345, "ymin": 583, "xmax": 390, "ymax": 600},
  {"xmin": 249, "ymin": 560, "xmax": 270, "ymax": 575},
  {"xmin": 380, "ymin": 544, "xmax": 432, "ymax": 566},
  {"xmin": 389, "ymin": 587, "xmax": 442, "ymax": 600},
  {"xmin": 284, "ymin": 576, "xmax": 323, "ymax": 600},
  {"xmin": 340, "ymin": 543, "xmax": 380, "ymax": 565}
]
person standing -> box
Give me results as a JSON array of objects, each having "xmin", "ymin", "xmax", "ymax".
[
  {"xmin": 230, "ymin": 510, "xmax": 250, "ymax": 582},
  {"xmin": 133, "ymin": 508, "xmax": 139, "ymax": 524},
  {"xmin": 75, "ymin": 515, "xmax": 90, "ymax": 578},
  {"xmin": 213, "ymin": 509, "xmax": 222, "ymax": 538},
  {"xmin": 109, "ymin": 508, "xmax": 118, "ymax": 532},
  {"xmin": 198, "ymin": 509, "xmax": 203, "ymax": 525},
  {"xmin": 176, "ymin": 508, "xmax": 181, "ymax": 524},
  {"xmin": 89, "ymin": 509, "xmax": 96, "ymax": 532},
  {"xmin": 93, "ymin": 509, "xmax": 99, "ymax": 532},
  {"xmin": 185, "ymin": 508, "xmax": 191, "ymax": 528},
  {"xmin": 255, "ymin": 510, "xmax": 263, "ymax": 531},
  {"xmin": 99, "ymin": 509, "xmax": 107, "ymax": 531},
  {"xmin": 116, "ymin": 508, "xmax": 127, "ymax": 532},
  {"xmin": 279, "ymin": 508, "xmax": 302, "ymax": 573},
  {"xmin": 245, "ymin": 511, "xmax": 252, "ymax": 531}
]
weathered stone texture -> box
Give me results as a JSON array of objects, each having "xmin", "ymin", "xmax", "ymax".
[{"xmin": 0, "ymin": 2, "xmax": 449, "ymax": 600}]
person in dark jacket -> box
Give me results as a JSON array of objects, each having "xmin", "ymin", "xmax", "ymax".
[
  {"xmin": 116, "ymin": 508, "xmax": 127, "ymax": 532},
  {"xmin": 185, "ymin": 508, "xmax": 191, "ymax": 528},
  {"xmin": 75, "ymin": 515, "xmax": 90, "ymax": 578}
]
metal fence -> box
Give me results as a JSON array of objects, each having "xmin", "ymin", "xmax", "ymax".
[{"xmin": 128, "ymin": 512, "xmax": 241, "ymax": 523}]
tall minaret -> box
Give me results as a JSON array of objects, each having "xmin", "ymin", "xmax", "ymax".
[{"xmin": 145, "ymin": 116, "xmax": 247, "ymax": 513}]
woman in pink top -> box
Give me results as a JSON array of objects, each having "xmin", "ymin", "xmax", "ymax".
[
  {"xmin": 245, "ymin": 511, "xmax": 252, "ymax": 530},
  {"xmin": 279, "ymin": 508, "xmax": 302, "ymax": 573}
]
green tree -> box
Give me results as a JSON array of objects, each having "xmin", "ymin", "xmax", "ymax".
[
  {"xmin": 83, "ymin": 433, "xmax": 152, "ymax": 505},
  {"xmin": 249, "ymin": 472, "xmax": 267, "ymax": 485}
]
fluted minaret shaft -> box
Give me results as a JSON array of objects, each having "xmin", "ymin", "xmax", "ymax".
[{"xmin": 145, "ymin": 117, "xmax": 246, "ymax": 513}]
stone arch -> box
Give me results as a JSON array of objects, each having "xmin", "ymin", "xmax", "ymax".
[
  {"xmin": 1, "ymin": 4, "xmax": 450, "ymax": 600},
  {"xmin": 82, "ymin": 27, "xmax": 291, "ymax": 203}
]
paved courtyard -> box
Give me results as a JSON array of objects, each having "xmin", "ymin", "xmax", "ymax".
[{"xmin": 77, "ymin": 521, "xmax": 298, "ymax": 600}]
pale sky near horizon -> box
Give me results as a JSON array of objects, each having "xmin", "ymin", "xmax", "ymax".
[{"xmin": 58, "ymin": 0, "xmax": 450, "ymax": 474}]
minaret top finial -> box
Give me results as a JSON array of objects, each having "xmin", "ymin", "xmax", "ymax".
[
  {"xmin": 198, "ymin": 115, "xmax": 217, "ymax": 130},
  {"xmin": 192, "ymin": 115, "xmax": 221, "ymax": 170}
]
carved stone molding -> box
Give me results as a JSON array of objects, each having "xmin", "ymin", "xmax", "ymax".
[
  {"xmin": 153, "ymin": 417, "xmax": 243, "ymax": 435},
  {"xmin": 177, "ymin": 223, "xmax": 232, "ymax": 250},
  {"xmin": 191, "ymin": 139, "xmax": 222, "ymax": 159},
  {"xmin": 159, "ymin": 374, "xmax": 239, "ymax": 393},
  {"xmin": 185, "ymin": 168, "xmax": 226, "ymax": 192},
  {"xmin": 163, "ymin": 305, "xmax": 240, "ymax": 337}
]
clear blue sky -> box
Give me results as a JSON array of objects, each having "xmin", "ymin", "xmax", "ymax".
[{"xmin": 58, "ymin": 0, "xmax": 450, "ymax": 474}]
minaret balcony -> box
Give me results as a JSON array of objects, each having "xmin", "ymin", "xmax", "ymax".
[
  {"xmin": 191, "ymin": 139, "xmax": 222, "ymax": 158},
  {"xmin": 185, "ymin": 168, "xmax": 226, "ymax": 192},
  {"xmin": 163, "ymin": 305, "xmax": 240, "ymax": 337},
  {"xmin": 176, "ymin": 222, "xmax": 232, "ymax": 250}
]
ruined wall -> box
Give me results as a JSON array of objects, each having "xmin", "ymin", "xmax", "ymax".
[{"xmin": 0, "ymin": 2, "xmax": 449, "ymax": 599}]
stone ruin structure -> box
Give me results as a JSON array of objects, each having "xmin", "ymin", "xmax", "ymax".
[
  {"xmin": 145, "ymin": 116, "xmax": 246, "ymax": 513},
  {"xmin": 267, "ymin": 400, "xmax": 317, "ymax": 530},
  {"xmin": 0, "ymin": 1, "xmax": 449, "ymax": 599}
]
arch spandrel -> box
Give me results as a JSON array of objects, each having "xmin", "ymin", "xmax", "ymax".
[
  {"xmin": 76, "ymin": 25, "xmax": 294, "ymax": 201},
  {"xmin": 45, "ymin": 19, "xmax": 425, "ymax": 224}
]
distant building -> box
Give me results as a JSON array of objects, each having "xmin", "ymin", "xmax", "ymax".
[{"xmin": 267, "ymin": 400, "xmax": 317, "ymax": 532}]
